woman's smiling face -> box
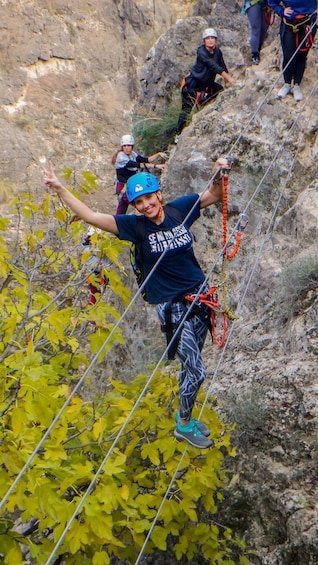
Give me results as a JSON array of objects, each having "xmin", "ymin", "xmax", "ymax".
[{"xmin": 133, "ymin": 191, "xmax": 163, "ymax": 221}]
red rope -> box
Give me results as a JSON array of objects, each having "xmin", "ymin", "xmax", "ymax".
[
  {"xmin": 184, "ymin": 287, "xmax": 227, "ymax": 348},
  {"xmin": 265, "ymin": 6, "xmax": 275, "ymax": 26}
]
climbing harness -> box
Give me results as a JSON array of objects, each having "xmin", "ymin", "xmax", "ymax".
[
  {"xmin": 184, "ymin": 286, "xmax": 226, "ymax": 347},
  {"xmin": 195, "ymin": 86, "xmax": 214, "ymax": 108},
  {"xmin": 283, "ymin": 13, "xmax": 316, "ymax": 52},
  {"xmin": 264, "ymin": 5, "xmax": 275, "ymax": 26}
]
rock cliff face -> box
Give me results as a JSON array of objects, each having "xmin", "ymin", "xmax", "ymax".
[
  {"xmin": 0, "ymin": 0, "xmax": 197, "ymax": 204},
  {"xmin": 1, "ymin": 1, "xmax": 318, "ymax": 564}
]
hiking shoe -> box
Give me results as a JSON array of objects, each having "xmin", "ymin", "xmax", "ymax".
[
  {"xmin": 192, "ymin": 418, "xmax": 211, "ymax": 437},
  {"xmin": 252, "ymin": 53, "xmax": 260, "ymax": 65},
  {"xmin": 174, "ymin": 419, "xmax": 213, "ymax": 449},
  {"xmin": 277, "ymin": 83, "xmax": 291, "ymax": 98},
  {"xmin": 175, "ymin": 413, "xmax": 210, "ymax": 437},
  {"xmin": 293, "ymin": 85, "xmax": 303, "ymax": 101}
]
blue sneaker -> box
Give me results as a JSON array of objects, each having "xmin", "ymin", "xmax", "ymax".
[
  {"xmin": 175, "ymin": 413, "xmax": 210, "ymax": 437},
  {"xmin": 192, "ymin": 418, "xmax": 210, "ymax": 437},
  {"xmin": 174, "ymin": 418, "xmax": 213, "ymax": 449}
]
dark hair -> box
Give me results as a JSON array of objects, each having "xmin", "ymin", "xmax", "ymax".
[{"xmin": 111, "ymin": 149, "xmax": 120, "ymax": 166}]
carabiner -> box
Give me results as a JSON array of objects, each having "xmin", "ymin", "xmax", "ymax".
[{"xmin": 237, "ymin": 213, "xmax": 249, "ymax": 232}]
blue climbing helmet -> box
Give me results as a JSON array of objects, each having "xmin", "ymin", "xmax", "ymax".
[{"xmin": 126, "ymin": 172, "xmax": 160, "ymax": 203}]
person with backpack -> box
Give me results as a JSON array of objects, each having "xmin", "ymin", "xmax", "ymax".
[
  {"xmin": 241, "ymin": 0, "xmax": 270, "ymax": 65},
  {"xmin": 174, "ymin": 28, "xmax": 236, "ymax": 142},
  {"xmin": 268, "ymin": 0, "xmax": 317, "ymax": 101},
  {"xmin": 70, "ymin": 216, "xmax": 111, "ymax": 308},
  {"xmin": 111, "ymin": 134, "xmax": 168, "ymax": 215},
  {"xmin": 81, "ymin": 226, "xmax": 111, "ymax": 306},
  {"xmin": 43, "ymin": 155, "xmax": 232, "ymax": 449}
]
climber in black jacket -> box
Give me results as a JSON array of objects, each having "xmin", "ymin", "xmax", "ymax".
[{"xmin": 175, "ymin": 27, "xmax": 236, "ymax": 141}]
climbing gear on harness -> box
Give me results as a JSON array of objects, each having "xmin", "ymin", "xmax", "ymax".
[
  {"xmin": 264, "ymin": 5, "xmax": 275, "ymax": 26},
  {"xmin": 195, "ymin": 86, "xmax": 214, "ymax": 107},
  {"xmin": 283, "ymin": 13, "xmax": 316, "ymax": 52},
  {"xmin": 184, "ymin": 286, "xmax": 227, "ymax": 347},
  {"xmin": 162, "ymin": 300, "xmax": 211, "ymax": 358},
  {"xmin": 202, "ymin": 28, "xmax": 218, "ymax": 40},
  {"xmin": 126, "ymin": 171, "xmax": 159, "ymax": 203},
  {"xmin": 120, "ymin": 134, "xmax": 135, "ymax": 146}
]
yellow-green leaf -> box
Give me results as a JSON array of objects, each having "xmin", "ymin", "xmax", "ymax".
[
  {"xmin": 93, "ymin": 551, "xmax": 110, "ymax": 565},
  {"xmin": 120, "ymin": 484, "xmax": 130, "ymax": 501},
  {"xmin": 151, "ymin": 525, "xmax": 167, "ymax": 551}
]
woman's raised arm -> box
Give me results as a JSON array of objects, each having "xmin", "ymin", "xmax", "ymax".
[{"xmin": 43, "ymin": 160, "xmax": 119, "ymax": 234}]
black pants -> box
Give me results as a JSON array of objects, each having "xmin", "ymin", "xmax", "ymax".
[
  {"xmin": 176, "ymin": 80, "xmax": 224, "ymax": 135},
  {"xmin": 280, "ymin": 17, "xmax": 317, "ymax": 85}
]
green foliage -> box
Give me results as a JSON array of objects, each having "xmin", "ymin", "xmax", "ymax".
[
  {"xmin": 0, "ymin": 171, "xmax": 247, "ymax": 564},
  {"xmin": 132, "ymin": 94, "xmax": 180, "ymax": 154},
  {"xmin": 278, "ymin": 252, "xmax": 318, "ymax": 317}
]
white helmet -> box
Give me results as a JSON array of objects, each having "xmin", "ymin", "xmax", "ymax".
[
  {"xmin": 202, "ymin": 28, "xmax": 218, "ymax": 40},
  {"xmin": 120, "ymin": 134, "xmax": 135, "ymax": 146}
]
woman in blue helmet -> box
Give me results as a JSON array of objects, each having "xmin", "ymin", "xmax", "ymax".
[{"xmin": 43, "ymin": 156, "xmax": 231, "ymax": 449}]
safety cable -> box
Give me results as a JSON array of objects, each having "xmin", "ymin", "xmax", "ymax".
[
  {"xmin": 133, "ymin": 83, "xmax": 317, "ymax": 565},
  {"xmin": 1, "ymin": 18, "xmax": 317, "ymax": 555}
]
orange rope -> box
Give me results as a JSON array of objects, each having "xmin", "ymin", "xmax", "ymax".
[{"xmin": 222, "ymin": 173, "xmax": 242, "ymax": 260}]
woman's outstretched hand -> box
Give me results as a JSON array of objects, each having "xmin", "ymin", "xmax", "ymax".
[{"xmin": 42, "ymin": 160, "xmax": 64, "ymax": 192}]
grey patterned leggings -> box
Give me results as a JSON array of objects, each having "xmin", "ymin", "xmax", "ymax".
[{"xmin": 156, "ymin": 301, "xmax": 210, "ymax": 421}]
